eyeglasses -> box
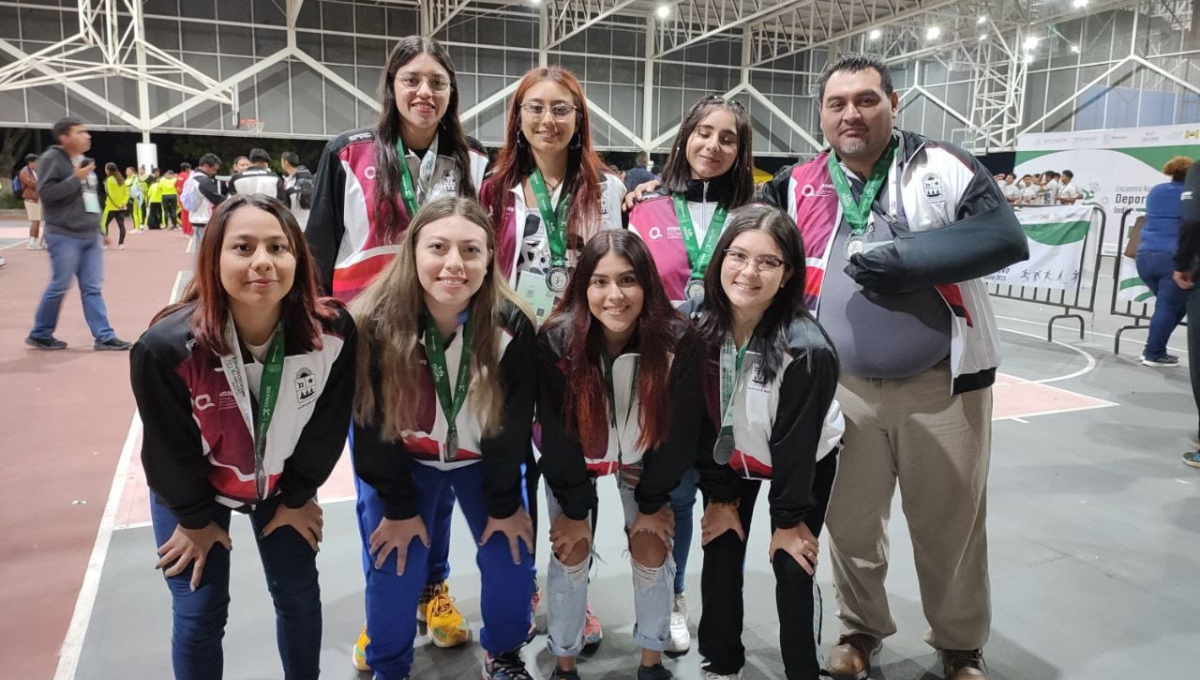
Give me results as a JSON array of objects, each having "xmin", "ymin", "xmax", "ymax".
[
  {"xmin": 519, "ymin": 102, "xmax": 578, "ymax": 121},
  {"xmin": 724, "ymin": 249, "xmax": 787, "ymax": 273},
  {"xmin": 396, "ymin": 72, "xmax": 451, "ymax": 93}
]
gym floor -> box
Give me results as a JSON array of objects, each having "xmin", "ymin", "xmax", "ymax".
[{"xmin": 3, "ymin": 226, "xmax": 1197, "ymax": 680}]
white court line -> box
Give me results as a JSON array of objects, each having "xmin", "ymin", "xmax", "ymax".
[
  {"xmin": 994, "ymin": 401, "xmax": 1116, "ymax": 421},
  {"xmin": 54, "ymin": 270, "xmax": 186, "ymax": 680},
  {"xmin": 1010, "ymin": 417, "xmax": 1030, "ymax": 424},
  {"xmin": 999, "ymin": 326, "xmax": 1099, "ymax": 384},
  {"xmin": 995, "ymin": 314, "xmax": 1189, "ymax": 356}
]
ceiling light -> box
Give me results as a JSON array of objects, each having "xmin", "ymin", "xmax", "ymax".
[
  {"xmin": 868, "ymin": 28, "xmax": 882, "ymax": 40},
  {"xmin": 1024, "ymin": 53, "xmax": 1034, "ymax": 64},
  {"xmin": 530, "ymin": 0, "xmax": 540, "ymax": 4},
  {"xmin": 1072, "ymin": 0, "xmax": 1089, "ymax": 7},
  {"xmin": 1023, "ymin": 35, "xmax": 1040, "ymax": 50},
  {"xmin": 656, "ymin": 4, "xmax": 671, "ymax": 19},
  {"xmin": 977, "ymin": 16, "xmax": 987, "ymax": 25},
  {"xmin": 979, "ymin": 33, "xmax": 989, "ymax": 41},
  {"xmin": 1070, "ymin": 44, "xmax": 1081, "ymax": 53},
  {"xmin": 926, "ymin": 26, "xmax": 941, "ymax": 40}
]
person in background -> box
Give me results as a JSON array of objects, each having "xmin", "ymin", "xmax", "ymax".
[
  {"xmin": 1040, "ymin": 170, "xmax": 1060, "ymax": 205},
  {"xmin": 19, "ymin": 153, "xmax": 42, "ymax": 249},
  {"xmin": 1173, "ymin": 158, "xmax": 1200, "ymax": 468},
  {"xmin": 1056, "ymin": 169, "xmax": 1081, "ymax": 204},
  {"xmin": 176, "ymin": 162, "xmax": 193, "ymax": 236},
  {"xmin": 125, "ymin": 165, "xmax": 146, "ymax": 232},
  {"xmin": 1001, "ymin": 174, "xmax": 1020, "ymax": 204},
  {"xmin": 26, "ymin": 117, "xmax": 132, "ymax": 351},
  {"xmin": 147, "ymin": 168, "xmax": 164, "ymax": 229},
  {"xmin": 625, "ymin": 152, "xmax": 655, "ymax": 193},
  {"xmin": 1135, "ymin": 156, "xmax": 1193, "ymax": 368},
  {"xmin": 101, "ymin": 163, "xmax": 130, "ymax": 250},
  {"xmin": 188, "ymin": 153, "xmax": 226, "ymax": 257},
  {"xmin": 158, "ymin": 169, "xmax": 180, "ymax": 230},
  {"xmin": 281, "ymin": 151, "xmax": 314, "ymax": 230},
  {"xmin": 1018, "ymin": 174, "xmax": 1039, "ymax": 204},
  {"xmin": 230, "ymin": 148, "xmax": 287, "ymax": 201},
  {"xmin": 233, "ymin": 155, "xmax": 251, "ymax": 173}
]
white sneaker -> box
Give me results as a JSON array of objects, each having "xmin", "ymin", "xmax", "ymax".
[
  {"xmin": 667, "ymin": 593, "xmax": 691, "ymax": 653},
  {"xmin": 0, "ymin": 255, "xmax": 6, "ymax": 267},
  {"xmin": 701, "ymin": 670, "xmax": 741, "ymax": 680},
  {"xmin": 26, "ymin": 239, "xmax": 38, "ymax": 249}
]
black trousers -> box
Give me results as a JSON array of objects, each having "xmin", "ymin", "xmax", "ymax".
[
  {"xmin": 698, "ymin": 453, "xmax": 838, "ymax": 679},
  {"xmin": 161, "ymin": 195, "xmax": 180, "ymax": 229},
  {"xmin": 1189, "ymin": 287, "xmax": 1200, "ymax": 440}
]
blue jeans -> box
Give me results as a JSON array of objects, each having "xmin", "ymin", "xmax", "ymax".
[
  {"xmin": 669, "ymin": 467, "xmax": 698, "ymax": 595},
  {"xmin": 357, "ymin": 462, "xmax": 534, "ymax": 680},
  {"xmin": 30, "ymin": 231, "xmax": 115, "ymax": 342},
  {"xmin": 1137, "ymin": 250, "xmax": 1190, "ymax": 359},
  {"xmin": 150, "ymin": 495, "xmax": 322, "ymax": 680}
]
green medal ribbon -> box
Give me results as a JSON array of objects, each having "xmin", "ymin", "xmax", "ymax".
[
  {"xmin": 673, "ymin": 193, "xmax": 727, "ymax": 283},
  {"xmin": 423, "ymin": 313, "xmax": 473, "ymax": 460},
  {"xmin": 395, "ymin": 138, "xmax": 420, "ymax": 218},
  {"xmin": 252, "ymin": 327, "xmax": 287, "ymax": 500},
  {"xmin": 826, "ymin": 140, "xmax": 896, "ymax": 237},
  {"xmin": 529, "ymin": 169, "xmax": 570, "ymax": 269},
  {"xmin": 718, "ymin": 333, "xmax": 749, "ymax": 436}
]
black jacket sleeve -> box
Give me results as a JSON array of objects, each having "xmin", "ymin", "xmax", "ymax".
[
  {"xmin": 351, "ymin": 344, "xmax": 421, "ymax": 520},
  {"xmin": 481, "ymin": 309, "xmax": 538, "ymax": 519},
  {"xmin": 130, "ymin": 341, "xmax": 220, "ymax": 530},
  {"xmin": 306, "ymin": 138, "xmax": 347, "ymax": 295},
  {"xmin": 634, "ymin": 330, "xmax": 704, "ymax": 515},
  {"xmin": 275, "ymin": 310, "xmax": 357, "ymax": 509},
  {"xmin": 535, "ymin": 329, "xmax": 596, "ymax": 521},
  {"xmin": 767, "ymin": 345, "xmax": 840, "ymax": 529},
  {"xmin": 37, "ymin": 150, "xmax": 83, "ymax": 206},
  {"xmin": 197, "ymin": 175, "xmax": 225, "ymax": 208},
  {"xmin": 1176, "ymin": 162, "xmax": 1200, "ymax": 272},
  {"xmin": 846, "ymin": 147, "xmax": 1029, "ymax": 294},
  {"xmin": 276, "ymin": 175, "xmax": 287, "ymax": 203},
  {"xmin": 758, "ymin": 164, "xmax": 796, "ymax": 209}
]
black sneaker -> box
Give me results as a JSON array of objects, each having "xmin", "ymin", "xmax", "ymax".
[
  {"xmin": 550, "ymin": 666, "xmax": 582, "ymax": 680},
  {"xmin": 483, "ymin": 650, "xmax": 532, "ymax": 680},
  {"xmin": 637, "ymin": 663, "xmax": 674, "ymax": 680},
  {"xmin": 94, "ymin": 337, "xmax": 133, "ymax": 351},
  {"xmin": 1183, "ymin": 450, "xmax": 1200, "ymax": 469},
  {"xmin": 1142, "ymin": 354, "xmax": 1180, "ymax": 367},
  {"xmin": 26, "ymin": 335, "xmax": 67, "ymax": 350}
]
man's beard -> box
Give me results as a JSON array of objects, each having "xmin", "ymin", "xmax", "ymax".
[{"xmin": 833, "ymin": 137, "xmax": 871, "ymax": 159}]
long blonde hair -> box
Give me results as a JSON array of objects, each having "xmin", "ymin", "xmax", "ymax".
[{"xmin": 351, "ymin": 196, "xmax": 530, "ymax": 441}]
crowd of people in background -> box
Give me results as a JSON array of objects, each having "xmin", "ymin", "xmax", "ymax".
[{"xmin": 994, "ymin": 169, "xmax": 1081, "ymax": 205}]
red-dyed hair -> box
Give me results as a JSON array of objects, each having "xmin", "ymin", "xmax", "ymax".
[
  {"xmin": 541, "ymin": 230, "xmax": 685, "ymax": 456},
  {"xmin": 152, "ymin": 194, "xmax": 342, "ymax": 355},
  {"xmin": 487, "ymin": 67, "xmax": 608, "ymax": 249}
]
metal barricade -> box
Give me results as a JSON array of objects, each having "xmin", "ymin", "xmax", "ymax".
[
  {"xmin": 985, "ymin": 205, "xmax": 1106, "ymax": 342},
  {"xmin": 1109, "ymin": 207, "xmax": 1184, "ymax": 354}
]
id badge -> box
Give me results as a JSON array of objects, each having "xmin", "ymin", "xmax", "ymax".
[
  {"xmin": 516, "ymin": 271, "xmax": 558, "ymax": 325},
  {"xmin": 83, "ymin": 191, "xmax": 101, "ymax": 214}
]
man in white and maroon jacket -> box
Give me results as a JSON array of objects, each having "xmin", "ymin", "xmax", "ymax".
[{"xmin": 760, "ymin": 55, "xmax": 1027, "ymax": 680}]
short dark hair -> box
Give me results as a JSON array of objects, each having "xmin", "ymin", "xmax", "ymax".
[
  {"xmin": 198, "ymin": 153, "xmax": 221, "ymax": 168},
  {"xmin": 281, "ymin": 151, "xmax": 300, "ymax": 167},
  {"xmin": 180, "ymin": 162, "xmax": 192, "ymax": 172},
  {"xmin": 817, "ymin": 54, "xmax": 894, "ymax": 103},
  {"xmin": 248, "ymin": 148, "xmax": 270, "ymax": 164},
  {"xmin": 1061, "ymin": 170, "xmax": 1073, "ymax": 180},
  {"xmin": 635, "ymin": 152, "xmax": 648, "ymax": 164},
  {"xmin": 51, "ymin": 116, "xmax": 83, "ymax": 143},
  {"xmin": 25, "ymin": 153, "xmax": 38, "ymax": 164}
]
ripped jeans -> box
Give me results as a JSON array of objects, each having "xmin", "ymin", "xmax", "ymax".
[{"xmin": 544, "ymin": 475, "xmax": 676, "ymax": 657}]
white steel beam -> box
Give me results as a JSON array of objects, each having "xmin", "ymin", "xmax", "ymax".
[
  {"xmin": 744, "ymin": 84, "xmax": 822, "ymax": 151},
  {"xmin": 0, "ymin": 37, "xmax": 141, "ymax": 127},
  {"xmin": 656, "ymin": 0, "xmax": 817, "ymax": 59},
  {"xmin": 460, "ymin": 80, "xmax": 521, "ymax": 122},
  {"xmin": 545, "ymin": 0, "xmax": 642, "ymax": 48},
  {"xmin": 291, "ymin": 50, "xmax": 381, "ymax": 111}
]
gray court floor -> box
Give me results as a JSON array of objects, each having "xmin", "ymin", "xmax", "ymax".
[{"xmin": 74, "ymin": 267, "xmax": 1200, "ymax": 680}]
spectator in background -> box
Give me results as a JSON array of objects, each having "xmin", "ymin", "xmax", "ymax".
[
  {"xmin": 1002, "ymin": 174, "xmax": 1020, "ymax": 204},
  {"xmin": 229, "ymin": 148, "xmax": 286, "ymax": 201},
  {"xmin": 26, "ymin": 117, "xmax": 131, "ymax": 351},
  {"xmin": 186, "ymin": 153, "xmax": 226, "ymax": 259},
  {"xmin": 1174, "ymin": 158, "xmax": 1200, "ymax": 467},
  {"xmin": 1040, "ymin": 170, "xmax": 1060, "ymax": 205},
  {"xmin": 176, "ymin": 162, "xmax": 193, "ymax": 236},
  {"xmin": 233, "ymin": 156, "xmax": 251, "ymax": 173},
  {"xmin": 147, "ymin": 166, "xmax": 164, "ymax": 229},
  {"xmin": 158, "ymin": 169, "xmax": 180, "ymax": 230},
  {"xmin": 1018, "ymin": 174, "xmax": 1039, "ymax": 204},
  {"xmin": 280, "ymin": 151, "xmax": 314, "ymax": 230},
  {"xmin": 101, "ymin": 163, "xmax": 129, "ymax": 250},
  {"xmin": 1136, "ymin": 156, "xmax": 1193, "ymax": 367},
  {"xmin": 1057, "ymin": 170, "xmax": 1081, "ymax": 204},
  {"xmin": 20, "ymin": 153, "xmax": 41, "ymax": 249},
  {"xmin": 625, "ymin": 151, "xmax": 655, "ymax": 193},
  {"xmin": 125, "ymin": 165, "xmax": 146, "ymax": 232}
]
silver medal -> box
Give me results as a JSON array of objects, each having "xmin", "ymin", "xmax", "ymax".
[
  {"xmin": 712, "ymin": 433, "xmax": 735, "ymax": 465},
  {"xmin": 685, "ymin": 279, "xmax": 705, "ymax": 300},
  {"xmin": 444, "ymin": 432, "xmax": 459, "ymax": 462},
  {"xmin": 845, "ymin": 236, "xmax": 865, "ymax": 258},
  {"xmin": 546, "ymin": 266, "xmax": 569, "ymax": 294}
]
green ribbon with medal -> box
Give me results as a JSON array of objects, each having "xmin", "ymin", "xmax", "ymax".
[
  {"xmin": 673, "ymin": 194, "xmax": 727, "ymax": 300},
  {"xmin": 395, "ymin": 134, "xmax": 439, "ymax": 219},
  {"xmin": 221, "ymin": 321, "xmax": 286, "ymax": 501},
  {"xmin": 826, "ymin": 139, "xmax": 896, "ymax": 259},
  {"xmin": 713, "ymin": 333, "xmax": 749, "ymax": 465},
  {"xmin": 423, "ymin": 313, "xmax": 473, "ymax": 461},
  {"xmin": 529, "ymin": 169, "xmax": 571, "ymax": 293}
]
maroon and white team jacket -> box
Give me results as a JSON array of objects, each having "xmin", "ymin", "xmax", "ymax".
[{"xmin": 130, "ymin": 304, "xmax": 356, "ymax": 529}]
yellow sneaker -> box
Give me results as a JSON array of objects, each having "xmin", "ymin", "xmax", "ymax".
[
  {"xmin": 351, "ymin": 623, "xmax": 371, "ymax": 672},
  {"xmin": 425, "ymin": 582, "xmax": 473, "ymax": 648}
]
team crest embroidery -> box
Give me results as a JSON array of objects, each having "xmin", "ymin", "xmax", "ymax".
[
  {"xmin": 294, "ymin": 368, "xmax": 317, "ymax": 405},
  {"xmin": 922, "ymin": 173, "xmax": 944, "ymax": 200}
]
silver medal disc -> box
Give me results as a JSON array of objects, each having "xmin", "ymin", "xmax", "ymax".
[
  {"xmin": 845, "ymin": 236, "xmax": 865, "ymax": 258},
  {"xmin": 546, "ymin": 267, "xmax": 569, "ymax": 294},
  {"xmin": 685, "ymin": 279, "xmax": 705, "ymax": 300},
  {"xmin": 712, "ymin": 434, "xmax": 735, "ymax": 465},
  {"xmin": 444, "ymin": 432, "xmax": 458, "ymax": 462}
]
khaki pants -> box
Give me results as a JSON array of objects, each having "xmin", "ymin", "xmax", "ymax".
[{"xmin": 826, "ymin": 362, "xmax": 992, "ymax": 651}]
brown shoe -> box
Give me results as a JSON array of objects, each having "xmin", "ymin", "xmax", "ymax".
[
  {"xmin": 826, "ymin": 634, "xmax": 881, "ymax": 680},
  {"xmin": 940, "ymin": 649, "xmax": 988, "ymax": 680}
]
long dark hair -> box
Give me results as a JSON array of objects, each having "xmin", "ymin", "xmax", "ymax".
[
  {"xmin": 152, "ymin": 194, "xmax": 341, "ymax": 356},
  {"xmin": 105, "ymin": 162, "xmax": 124, "ymax": 182},
  {"xmin": 373, "ymin": 36, "xmax": 476, "ymax": 235},
  {"xmin": 542, "ymin": 230, "xmax": 684, "ymax": 456},
  {"xmin": 659, "ymin": 95, "xmax": 755, "ymax": 208},
  {"xmin": 487, "ymin": 67, "xmax": 608, "ymax": 247},
  {"xmin": 697, "ymin": 204, "xmax": 807, "ymax": 383}
]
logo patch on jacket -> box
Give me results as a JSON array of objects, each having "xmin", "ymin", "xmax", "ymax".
[
  {"xmin": 294, "ymin": 368, "xmax": 317, "ymax": 405},
  {"xmin": 922, "ymin": 173, "xmax": 944, "ymax": 200}
]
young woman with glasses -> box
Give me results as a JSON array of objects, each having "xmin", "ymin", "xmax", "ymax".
[
  {"xmin": 303, "ymin": 35, "xmax": 488, "ymax": 671},
  {"xmin": 684, "ymin": 204, "xmax": 844, "ymax": 680},
  {"xmin": 625, "ymin": 94, "xmax": 755, "ymax": 653}
]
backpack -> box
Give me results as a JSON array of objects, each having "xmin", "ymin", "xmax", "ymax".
[
  {"xmin": 180, "ymin": 174, "xmax": 203, "ymax": 212},
  {"xmin": 11, "ymin": 174, "xmax": 21, "ymax": 195},
  {"xmin": 294, "ymin": 173, "xmax": 315, "ymax": 210}
]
